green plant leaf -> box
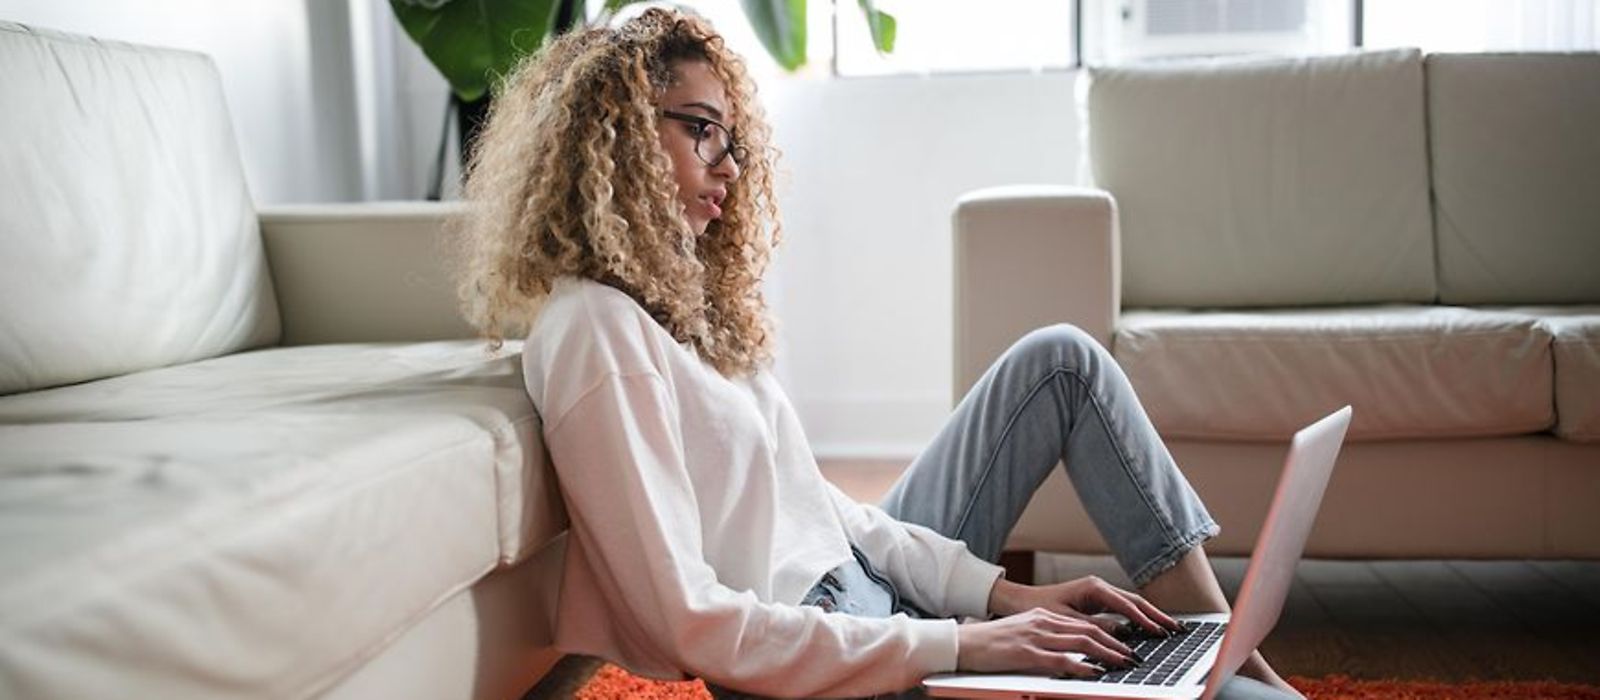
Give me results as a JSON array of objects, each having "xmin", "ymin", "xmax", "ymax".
[
  {"xmin": 740, "ymin": 0, "xmax": 807, "ymax": 71},
  {"xmin": 856, "ymin": 0, "xmax": 896, "ymax": 53},
  {"xmin": 389, "ymin": 0, "xmax": 561, "ymax": 102}
]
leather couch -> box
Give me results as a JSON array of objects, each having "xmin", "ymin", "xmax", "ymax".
[
  {"xmin": 952, "ymin": 49, "xmax": 1600, "ymax": 562},
  {"xmin": 0, "ymin": 22, "xmax": 566, "ymax": 699}
]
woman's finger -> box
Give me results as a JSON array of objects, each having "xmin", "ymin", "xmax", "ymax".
[
  {"xmin": 1030, "ymin": 647, "xmax": 1119, "ymax": 679},
  {"xmin": 1037, "ymin": 615, "xmax": 1134, "ymax": 659},
  {"xmin": 1117, "ymin": 588, "xmax": 1185, "ymax": 632},
  {"xmin": 1083, "ymin": 580, "xmax": 1166, "ymax": 632},
  {"xmin": 1063, "ymin": 634, "xmax": 1135, "ymax": 668},
  {"xmin": 1050, "ymin": 604, "xmax": 1122, "ymax": 636}
]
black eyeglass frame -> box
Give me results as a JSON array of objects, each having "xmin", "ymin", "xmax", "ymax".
[{"xmin": 660, "ymin": 110, "xmax": 749, "ymax": 167}]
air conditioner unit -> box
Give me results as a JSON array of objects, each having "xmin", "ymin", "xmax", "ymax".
[{"xmin": 1093, "ymin": 0, "xmax": 1344, "ymax": 62}]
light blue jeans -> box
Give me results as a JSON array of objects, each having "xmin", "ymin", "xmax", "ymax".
[{"xmin": 710, "ymin": 325, "xmax": 1292, "ymax": 700}]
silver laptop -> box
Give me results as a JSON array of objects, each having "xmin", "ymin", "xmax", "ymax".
[{"xmin": 924, "ymin": 405, "xmax": 1352, "ymax": 700}]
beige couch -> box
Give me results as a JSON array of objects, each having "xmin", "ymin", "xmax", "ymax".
[
  {"xmin": 0, "ymin": 23, "xmax": 567, "ymax": 699},
  {"xmin": 953, "ymin": 49, "xmax": 1600, "ymax": 563}
]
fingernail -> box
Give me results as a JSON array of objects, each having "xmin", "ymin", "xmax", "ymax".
[{"xmin": 1129, "ymin": 652, "xmax": 1146, "ymax": 664}]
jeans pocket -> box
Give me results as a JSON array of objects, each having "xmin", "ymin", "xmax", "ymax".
[
  {"xmin": 801, "ymin": 572, "xmax": 842, "ymax": 612},
  {"xmin": 850, "ymin": 546, "xmax": 903, "ymax": 616}
]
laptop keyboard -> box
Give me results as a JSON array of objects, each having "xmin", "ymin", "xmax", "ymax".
[{"xmin": 1081, "ymin": 620, "xmax": 1227, "ymax": 686}]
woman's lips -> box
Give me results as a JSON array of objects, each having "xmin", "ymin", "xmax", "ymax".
[{"xmin": 699, "ymin": 195, "xmax": 722, "ymax": 219}]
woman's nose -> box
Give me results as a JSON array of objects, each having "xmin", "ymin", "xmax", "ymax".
[{"xmin": 712, "ymin": 153, "xmax": 739, "ymax": 182}]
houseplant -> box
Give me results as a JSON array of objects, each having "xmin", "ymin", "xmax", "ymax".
[{"xmin": 389, "ymin": 0, "xmax": 895, "ymax": 198}]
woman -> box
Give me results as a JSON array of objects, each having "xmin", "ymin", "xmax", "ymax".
[{"xmin": 458, "ymin": 8, "xmax": 1300, "ymax": 699}]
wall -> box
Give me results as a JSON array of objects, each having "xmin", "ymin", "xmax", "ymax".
[{"xmin": 762, "ymin": 71, "xmax": 1083, "ymax": 457}]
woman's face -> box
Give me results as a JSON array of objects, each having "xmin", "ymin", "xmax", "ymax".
[{"xmin": 657, "ymin": 59, "xmax": 741, "ymax": 236}]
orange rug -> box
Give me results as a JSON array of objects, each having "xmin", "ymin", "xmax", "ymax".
[{"xmin": 576, "ymin": 663, "xmax": 1600, "ymax": 699}]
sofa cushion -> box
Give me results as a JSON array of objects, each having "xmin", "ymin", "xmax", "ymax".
[
  {"xmin": 0, "ymin": 341, "xmax": 561, "ymax": 698},
  {"xmin": 1085, "ymin": 49, "xmax": 1436, "ymax": 308},
  {"xmin": 1509, "ymin": 307, "xmax": 1600, "ymax": 442},
  {"xmin": 1429, "ymin": 53, "xmax": 1600, "ymax": 305},
  {"xmin": 1112, "ymin": 306, "xmax": 1553, "ymax": 441},
  {"xmin": 0, "ymin": 22, "xmax": 279, "ymax": 396}
]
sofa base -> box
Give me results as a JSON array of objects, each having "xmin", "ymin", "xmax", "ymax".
[
  {"xmin": 1006, "ymin": 436, "xmax": 1600, "ymax": 560},
  {"xmin": 316, "ymin": 547, "xmax": 564, "ymax": 700}
]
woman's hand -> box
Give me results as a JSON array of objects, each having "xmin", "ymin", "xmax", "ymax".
[
  {"xmin": 987, "ymin": 575, "xmax": 1185, "ymax": 636},
  {"xmin": 956, "ymin": 607, "xmax": 1136, "ymax": 677}
]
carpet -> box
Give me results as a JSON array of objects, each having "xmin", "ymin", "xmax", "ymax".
[{"xmin": 576, "ymin": 664, "xmax": 1600, "ymax": 699}]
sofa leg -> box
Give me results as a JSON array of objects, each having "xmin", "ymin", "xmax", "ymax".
[
  {"xmin": 999, "ymin": 550, "xmax": 1035, "ymax": 585},
  {"xmin": 521, "ymin": 654, "xmax": 604, "ymax": 699}
]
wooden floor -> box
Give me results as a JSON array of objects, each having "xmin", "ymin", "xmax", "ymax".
[
  {"xmin": 526, "ymin": 556, "xmax": 1600, "ymax": 697},
  {"xmin": 524, "ymin": 459, "xmax": 1600, "ymax": 695},
  {"xmin": 830, "ymin": 457, "xmax": 1600, "ymax": 684},
  {"xmin": 1039, "ymin": 553, "xmax": 1600, "ymax": 684}
]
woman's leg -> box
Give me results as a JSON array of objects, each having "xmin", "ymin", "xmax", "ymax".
[
  {"xmin": 879, "ymin": 324, "xmax": 1214, "ymax": 586},
  {"xmin": 877, "ymin": 324, "xmax": 1298, "ymax": 698},
  {"xmin": 1143, "ymin": 546, "xmax": 1298, "ymax": 692}
]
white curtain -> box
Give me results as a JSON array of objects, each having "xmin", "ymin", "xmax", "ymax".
[
  {"xmin": 1364, "ymin": 0, "xmax": 1600, "ymax": 52},
  {"xmin": 1487, "ymin": 0, "xmax": 1599, "ymax": 50},
  {"xmin": 346, "ymin": 0, "xmax": 458, "ymax": 201}
]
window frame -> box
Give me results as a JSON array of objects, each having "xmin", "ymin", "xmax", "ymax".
[{"xmin": 829, "ymin": 0, "xmax": 1369, "ymax": 78}]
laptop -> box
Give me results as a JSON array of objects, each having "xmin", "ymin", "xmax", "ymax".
[{"xmin": 923, "ymin": 405, "xmax": 1352, "ymax": 700}]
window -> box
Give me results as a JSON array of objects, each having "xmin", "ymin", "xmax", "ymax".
[
  {"xmin": 827, "ymin": 0, "xmax": 1598, "ymax": 77},
  {"xmin": 1082, "ymin": 0, "xmax": 1355, "ymax": 64},
  {"xmin": 833, "ymin": 1, "xmax": 1356, "ymax": 75},
  {"xmin": 833, "ymin": 0, "xmax": 1078, "ymax": 76}
]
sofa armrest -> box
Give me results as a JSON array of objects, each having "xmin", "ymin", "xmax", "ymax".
[
  {"xmin": 259, "ymin": 202, "xmax": 476, "ymax": 345},
  {"xmin": 952, "ymin": 185, "xmax": 1120, "ymax": 404}
]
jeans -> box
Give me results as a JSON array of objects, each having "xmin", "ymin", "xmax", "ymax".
[{"xmin": 709, "ymin": 325, "xmax": 1293, "ymax": 700}]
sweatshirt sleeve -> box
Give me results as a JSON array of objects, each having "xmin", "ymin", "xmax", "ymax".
[
  {"xmin": 543, "ymin": 371, "xmax": 962, "ymax": 697},
  {"xmin": 823, "ymin": 481, "xmax": 1005, "ymax": 621}
]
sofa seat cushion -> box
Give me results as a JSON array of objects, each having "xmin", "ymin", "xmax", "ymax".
[
  {"xmin": 0, "ymin": 341, "xmax": 559, "ymax": 698},
  {"xmin": 1509, "ymin": 307, "xmax": 1600, "ymax": 442},
  {"xmin": 1112, "ymin": 306, "xmax": 1553, "ymax": 441}
]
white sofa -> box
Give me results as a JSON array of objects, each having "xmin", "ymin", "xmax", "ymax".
[
  {"xmin": 0, "ymin": 23, "xmax": 569, "ymax": 699},
  {"xmin": 954, "ymin": 49, "xmax": 1600, "ymax": 563}
]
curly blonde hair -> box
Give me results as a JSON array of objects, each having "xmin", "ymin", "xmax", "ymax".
[{"xmin": 456, "ymin": 7, "xmax": 781, "ymax": 377}]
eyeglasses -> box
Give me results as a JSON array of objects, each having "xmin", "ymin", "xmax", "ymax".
[{"xmin": 660, "ymin": 110, "xmax": 748, "ymax": 167}]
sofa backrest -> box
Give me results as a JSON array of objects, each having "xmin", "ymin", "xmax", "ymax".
[
  {"xmin": 1427, "ymin": 52, "xmax": 1600, "ymax": 305},
  {"xmin": 1085, "ymin": 49, "xmax": 1437, "ymax": 308},
  {"xmin": 0, "ymin": 22, "xmax": 280, "ymax": 395}
]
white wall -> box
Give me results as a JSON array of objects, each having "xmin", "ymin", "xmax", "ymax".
[{"xmin": 762, "ymin": 72, "xmax": 1083, "ymax": 457}]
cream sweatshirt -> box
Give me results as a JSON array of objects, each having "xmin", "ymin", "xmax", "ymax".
[{"xmin": 519, "ymin": 277, "xmax": 1004, "ymax": 697}]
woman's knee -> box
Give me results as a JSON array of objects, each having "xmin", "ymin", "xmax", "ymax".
[{"xmin": 1007, "ymin": 323, "xmax": 1109, "ymax": 370}]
